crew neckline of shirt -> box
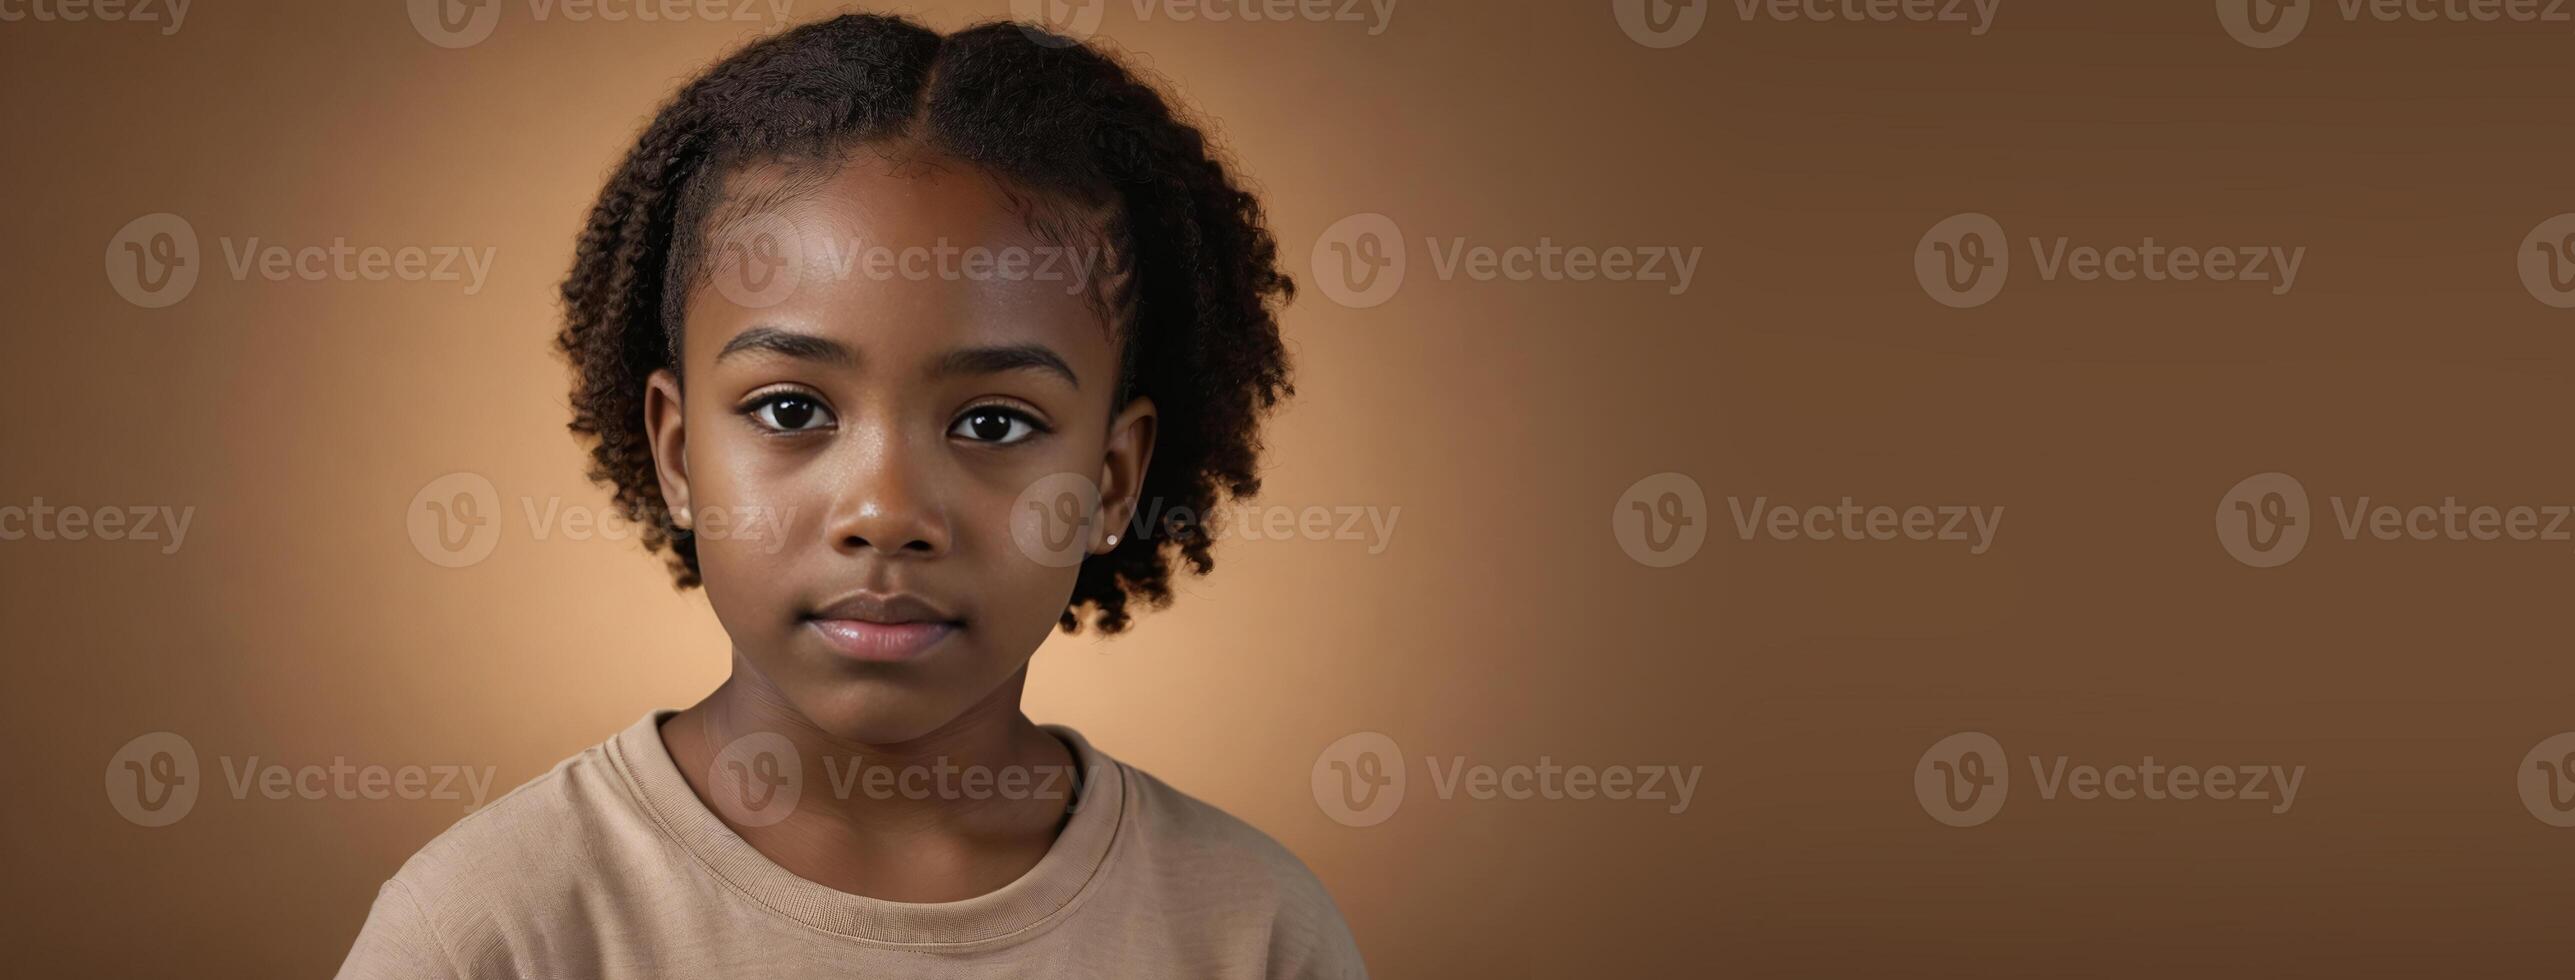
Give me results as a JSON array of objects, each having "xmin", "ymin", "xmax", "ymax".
[{"xmin": 604, "ymin": 709, "xmax": 1129, "ymax": 949}]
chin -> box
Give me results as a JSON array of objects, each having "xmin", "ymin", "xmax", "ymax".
[{"xmin": 784, "ymin": 680, "xmax": 967, "ymax": 746}]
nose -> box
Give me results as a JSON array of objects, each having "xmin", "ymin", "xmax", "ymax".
[{"xmin": 823, "ymin": 423, "xmax": 951, "ymax": 559}]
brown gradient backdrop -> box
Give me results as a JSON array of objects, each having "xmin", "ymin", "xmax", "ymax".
[{"xmin": 7, "ymin": 0, "xmax": 2575, "ymax": 976}]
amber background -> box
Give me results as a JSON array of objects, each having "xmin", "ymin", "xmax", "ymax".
[{"xmin": 8, "ymin": 1, "xmax": 2575, "ymax": 976}]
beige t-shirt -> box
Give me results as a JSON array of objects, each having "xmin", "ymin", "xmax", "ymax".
[{"xmin": 333, "ymin": 711, "xmax": 1365, "ymax": 979}]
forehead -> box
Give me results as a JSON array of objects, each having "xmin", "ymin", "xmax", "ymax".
[{"xmin": 681, "ymin": 152, "xmax": 1117, "ymax": 372}]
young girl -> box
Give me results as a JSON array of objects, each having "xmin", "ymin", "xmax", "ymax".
[{"xmin": 336, "ymin": 13, "xmax": 1363, "ymax": 978}]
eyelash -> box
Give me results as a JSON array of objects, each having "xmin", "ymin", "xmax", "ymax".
[
  {"xmin": 951, "ymin": 401, "xmax": 1052, "ymax": 446},
  {"xmin": 738, "ymin": 389, "xmax": 834, "ymax": 434},
  {"xmin": 733, "ymin": 390, "xmax": 1053, "ymax": 446}
]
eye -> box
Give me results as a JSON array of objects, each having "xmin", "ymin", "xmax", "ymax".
[
  {"xmin": 950, "ymin": 405, "xmax": 1046, "ymax": 445},
  {"xmin": 746, "ymin": 392, "xmax": 835, "ymax": 433}
]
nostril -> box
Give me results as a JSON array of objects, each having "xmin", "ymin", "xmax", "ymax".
[{"xmin": 842, "ymin": 535, "xmax": 939, "ymax": 554}]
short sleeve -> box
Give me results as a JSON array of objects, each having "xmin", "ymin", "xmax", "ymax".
[
  {"xmin": 1271, "ymin": 910, "xmax": 1368, "ymax": 980},
  {"xmin": 333, "ymin": 879, "xmax": 461, "ymax": 980},
  {"xmin": 1267, "ymin": 873, "xmax": 1369, "ymax": 980}
]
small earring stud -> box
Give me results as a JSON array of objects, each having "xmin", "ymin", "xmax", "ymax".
[{"xmin": 1105, "ymin": 533, "xmax": 1120, "ymax": 548}]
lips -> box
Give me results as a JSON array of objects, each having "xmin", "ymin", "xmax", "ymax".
[{"xmin": 805, "ymin": 591, "xmax": 961, "ymax": 663}]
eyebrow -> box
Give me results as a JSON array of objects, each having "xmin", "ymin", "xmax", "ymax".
[
  {"xmin": 936, "ymin": 344, "xmax": 1080, "ymax": 389},
  {"xmin": 715, "ymin": 326, "xmax": 853, "ymax": 365},
  {"xmin": 714, "ymin": 327, "xmax": 1079, "ymax": 388}
]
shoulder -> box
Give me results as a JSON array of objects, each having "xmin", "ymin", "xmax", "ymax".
[
  {"xmin": 1118, "ymin": 762, "xmax": 1324, "ymax": 897},
  {"xmin": 1099, "ymin": 749, "xmax": 1368, "ymax": 978},
  {"xmin": 337, "ymin": 731, "xmax": 647, "ymax": 980},
  {"xmin": 392, "ymin": 737, "xmax": 640, "ymax": 900},
  {"xmin": 360, "ymin": 732, "xmax": 665, "ymax": 969}
]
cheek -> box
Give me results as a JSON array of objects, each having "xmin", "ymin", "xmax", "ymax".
[
  {"xmin": 681, "ymin": 426, "xmax": 816, "ymax": 616},
  {"xmin": 966, "ymin": 447, "xmax": 1106, "ymax": 625},
  {"xmin": 683, "ymin": 410, "xmax": 1107, "ymax": 631},
  {"xmin": 994, "ymin": 467, "xmax": 1104, "ymax": 572}
]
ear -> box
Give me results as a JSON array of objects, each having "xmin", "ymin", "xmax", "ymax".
[
  {"xmin": 1092, "ymin": 396, "xmax": 1158, "ymax": 553},
  {"xmin": 644, "ymin": 369, "xmax": 693, "ymax": 532}
]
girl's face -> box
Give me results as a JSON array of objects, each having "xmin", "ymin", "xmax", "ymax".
[{"xmin": 645, "ymin": 154, "xmax": 1155, "ymax": 744}]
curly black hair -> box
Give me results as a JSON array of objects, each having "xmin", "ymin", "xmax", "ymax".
[{"xmin": 556, "ymin": 13, "xmax": 1293, "ymax": 634}]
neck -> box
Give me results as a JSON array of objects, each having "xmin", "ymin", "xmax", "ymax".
[{"xmin": 660, "ymin": 651, "xmax": 1079, "ymax": 901}]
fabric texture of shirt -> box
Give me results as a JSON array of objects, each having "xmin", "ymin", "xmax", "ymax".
[{"xmin": 333, "ymin": 711, "xmax": 1367, "ymax": 979}]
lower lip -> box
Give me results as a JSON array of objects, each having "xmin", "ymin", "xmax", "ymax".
[{"xmin": 807, "ymin": 619, "xmax": 958, "ymax": 662}]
